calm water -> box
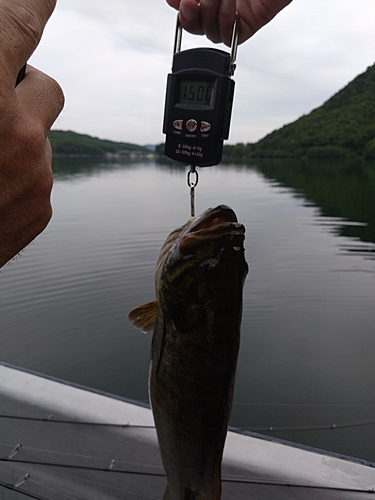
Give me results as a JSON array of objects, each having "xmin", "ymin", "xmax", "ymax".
[{"xmin": 1, "ymin": 158, "xmax": 375, "ymax": 462}]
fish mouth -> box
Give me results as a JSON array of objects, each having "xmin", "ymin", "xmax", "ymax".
[{"xmin": 179, "ymin": 205, "xmax": 245, "ymax": 253}]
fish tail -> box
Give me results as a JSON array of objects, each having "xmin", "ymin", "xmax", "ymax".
[
  {"xmin": 162, "ymin": 485, "xmax": 200, "ymax": 500},
  {"xmin": 163, "ymin": 485, "xmax": 175, "ymax": 500},
  {"xmin": 163, "ymin": 483, "xmax": 221, "ymax": 500},
  {"xmin": 163, "ymin": 485, "xmax": 172, "ymax": 500},
  {"xmin": 209, "ymin": 474, "xmax": 222, "ymax": 500},
  {"xmin": 201, "ymin": 470, "xmax": 222, "ymax": 500}
]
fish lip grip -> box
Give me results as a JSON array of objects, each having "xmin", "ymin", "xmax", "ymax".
[{"xmin": 163, "ymin": 15, "xmax": 239, "ymax": 167}]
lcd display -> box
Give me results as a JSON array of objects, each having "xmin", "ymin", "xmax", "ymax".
[{"xmin": 178, "ymin": 80, "xmax": 214, "ymax": 106}]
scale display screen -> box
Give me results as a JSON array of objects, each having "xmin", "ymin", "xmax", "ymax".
[{"xmin": 178, "ymin": 80, "xmax": 214, "ymax": 106}]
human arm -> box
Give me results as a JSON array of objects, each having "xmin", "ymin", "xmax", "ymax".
[
  {"xmin": 166, "ymin": 0, "xmax": 293, "ymax": 46},
  {"xmin": 0, "ymin": 0, "xmax": 64, "ymax": 268}
]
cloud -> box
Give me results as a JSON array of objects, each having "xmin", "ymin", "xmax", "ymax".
[{"xmin": 30, "ymin": 0, "xmax": 375, "ymax": 145}]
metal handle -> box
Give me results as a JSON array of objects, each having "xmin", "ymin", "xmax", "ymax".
[
  {"xmin": 173, "ymin": 13, "xmax": 239, "ymax": 75},
  {"xmin": 173, "ymin": 15, "xmax": 183, "ymax": 55},
  {"xmin": 229, "ymin": 14, "xmax": 239, "ymax": 76}
]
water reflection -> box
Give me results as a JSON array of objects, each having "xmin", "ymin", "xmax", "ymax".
[
  {"xmin": 52, "ymin": 156, "xmax": 154, "ymax": 180},
  {"xmin": 1, "ymin": 159, "xmax": 374, "ymax": 462},
  {"xmin": 251, "ymin": 158, "xmax": 375, "ymax": 245},
  {"xmin": 54, "ymin": 156, "xmax": 375, "ymax": 249}
]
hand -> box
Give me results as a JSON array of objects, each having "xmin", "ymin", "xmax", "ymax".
[
  {"xmin": 166, "ymin": 0, "xmax": 293, "ymax": 46},
  {"xmin": 0, "ymin": 0, "xmax": 64, "ymax": 268}
]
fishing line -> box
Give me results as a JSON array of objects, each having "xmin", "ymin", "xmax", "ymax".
[
  {"xmin": 1, "ymin": 463, "xmax": 374, "ymax": 495},
  {"xmin": 0, "ymin": 477, "xmax": 161, "ymax": 500},
  {"xmin": 0, "ymin": 480, "xmax": 52, "ymax": 500},
  {"xmin": 0, "ymin": 457, "xmax": 166, "ymax": 476},
  {"xmin": 233, "ymin": 402, "xmax": 375, "ymax": 408},
  {"xmin": 3, "ymin": 412, "xmax": 375, "ymax": 433},
  {"xmin": 2, "ymin": 426, "xmax": 374, "ymax": 494},
  {"xmin": 0, "ymin": 414, "xmax": 155, "ymax": 428},
  {"xmin": 236, "ymin": 418, "xmax": 375, "ymax": 433},
  {"xmin": 221, "ymin": 477, "xmax": 375, "ymax": 494},
  {"xmin": 2, "ymin": 416, "xmax": 374, "ymax": 493},
  {"xmin": 2, "ymin": 434, "xmax": 375, "ymax": 493},
  {"xmin": 1, "ymin": 442, "xmax": 164, "ymax": 474}
]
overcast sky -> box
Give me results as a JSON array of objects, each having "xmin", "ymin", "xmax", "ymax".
[{"xmin": 29, "ymin": 0, "xmax": 375, "ymax": 146}]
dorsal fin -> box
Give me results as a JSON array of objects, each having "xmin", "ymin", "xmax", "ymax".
[{"xmin": 128, "ymin": 301, "xmax": 158, "ymax": 334}]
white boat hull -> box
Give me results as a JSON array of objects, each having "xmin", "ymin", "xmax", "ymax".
[{"xmin": 1, "ymin": 362, "xmax": 374, "ymax": 499}]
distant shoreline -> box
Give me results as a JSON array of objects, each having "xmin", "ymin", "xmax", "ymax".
[{"xmin": 51, "ymin": 58, "xmax": 375, "ymax": 165}]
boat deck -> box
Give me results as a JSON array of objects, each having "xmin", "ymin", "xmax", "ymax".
[{"xmin": 0, "ymin": 362, "xmax": 374, "ymax": 499}]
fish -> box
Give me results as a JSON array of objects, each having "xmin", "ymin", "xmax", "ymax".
[{"xmin": 128, "ymin": 204, "xmax": 248, "ymax": 500}]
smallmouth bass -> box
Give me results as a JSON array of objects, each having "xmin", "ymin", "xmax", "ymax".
[{"xmin": 129, "ymin": 205, "xmax": 248, "ymax": 500}]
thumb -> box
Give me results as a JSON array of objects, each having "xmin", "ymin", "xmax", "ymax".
[{"xmin": 15, "ymin": 65, "xmax": 64, "ymax": 135}]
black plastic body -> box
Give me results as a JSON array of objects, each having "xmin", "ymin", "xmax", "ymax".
[{"xmin": 163, "ymin": 48, "xmax": 235, "ymax": 167}]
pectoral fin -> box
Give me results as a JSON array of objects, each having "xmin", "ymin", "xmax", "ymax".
[{"xmin": 128, "ymin": 301, "xmax": 158, "ymax": 334}]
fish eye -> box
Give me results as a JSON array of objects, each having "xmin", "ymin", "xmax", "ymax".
[{"xmin": 199, "ymin": 260, "xmax": 211, "ymax": 277}]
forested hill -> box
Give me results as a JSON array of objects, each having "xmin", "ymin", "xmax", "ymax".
[
  {"xmin": 224, "ymin": 63, "xmax": 375, "ymax": 160},
  {"xmin": 49, "ymin": 130, "xmax": 151, "ymax": 157}
]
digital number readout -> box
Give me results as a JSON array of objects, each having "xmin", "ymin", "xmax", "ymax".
[{"xmin": 178, "ymin": 80, "xmax": 213, "ymax": 106}]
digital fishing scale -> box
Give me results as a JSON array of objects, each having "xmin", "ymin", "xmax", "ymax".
[
  {"xmin": 163, "ymin": 15, "xmax": 239, "ymax": 168},
  {"xmin": 163, "ymin": 15, "xmax": 239, "ymax": 216}
]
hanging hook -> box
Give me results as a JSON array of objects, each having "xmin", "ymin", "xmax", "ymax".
[
  {"xmin": 187, "ymin": 165, "xmax": 199, "ymax": 217},
  {"xmin": 187, "ymin": 165, "xmax": 199, "ymax": 189}
]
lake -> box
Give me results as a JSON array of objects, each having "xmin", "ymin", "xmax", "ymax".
[{"xmin": 1, "ymin": 158, "xmax": 375, "ymax": 462}]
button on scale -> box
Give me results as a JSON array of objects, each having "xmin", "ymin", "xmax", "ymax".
[
  {"xmin": 173, "ymin": 119, "xmax": 183, "ymax": 130},
  {"xmin": 200, "ymin": 121, "xmax": 211, "ymax": 132},
  {"xmin": 173, "ymin": 119, "xmax": 211, "ymax": 133},
  {"xmin": 186, "ymin": 119, "xmax": 197, "ymax": 132}
]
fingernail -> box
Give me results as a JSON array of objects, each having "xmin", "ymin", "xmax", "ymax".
[
  {"xmin": 181, "ymin": 4, "xmax": 195, "ymax": 21},
  {"xmin": 202, "ymin": 0, "xmax": 214, "ymax": 5},
  {"xmin": 221, "ymin": 0, "xmax": 232, "ymax": 11}
]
